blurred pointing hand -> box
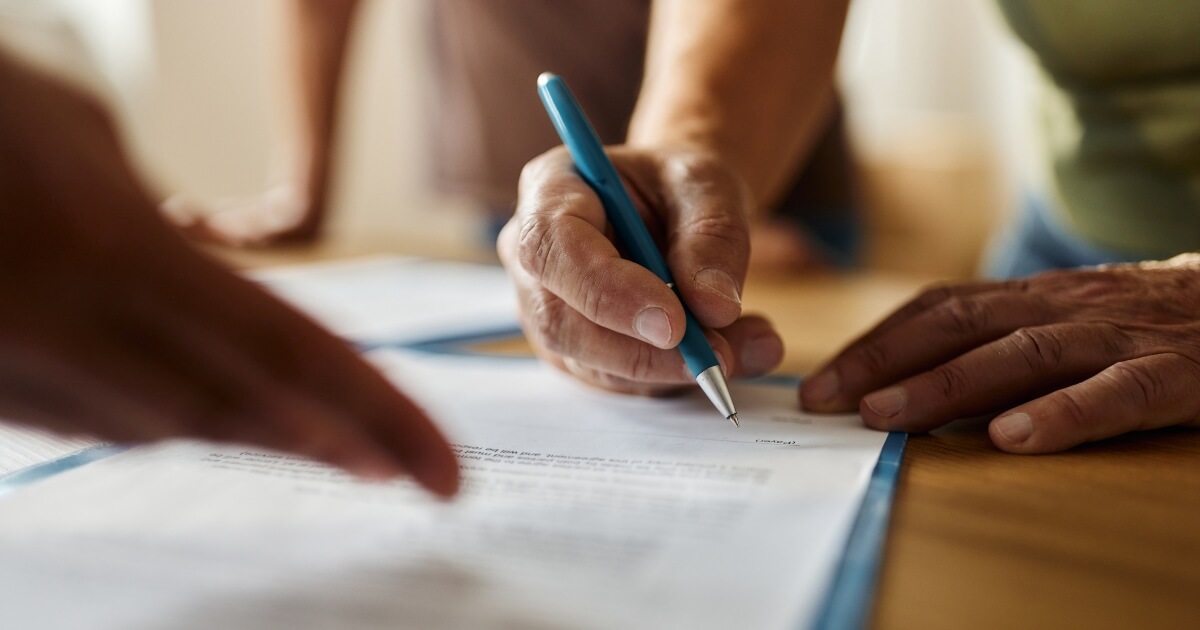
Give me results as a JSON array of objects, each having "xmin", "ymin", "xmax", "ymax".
[{"xmin": 0, "ymin": 51, "xmax": 457, "ymax": 497}]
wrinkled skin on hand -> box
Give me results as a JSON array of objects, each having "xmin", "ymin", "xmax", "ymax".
[
  {"xmin": 802, "ymin": 254, "xmax": 1200, "ymax": 452},
  {"xmin": 497, "ymin": 146, "xmax": 785, "ymax": 395},
  {"xmin": 0, "ymin": 61, "xmax": 457, "ymax": 496}
]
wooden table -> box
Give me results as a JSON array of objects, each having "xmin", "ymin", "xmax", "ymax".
[{"xmin": 215, "ymin": 237, "xmax": 1200, "ymax": 630}]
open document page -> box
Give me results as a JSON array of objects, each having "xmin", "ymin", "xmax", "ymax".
[
  {"xmin": 0, "ymin": 349, "xmax": 886, "ymax": 630},
  {"xmin": 251, "ymin": 256, "xmax": 518, "ymax": 344}
]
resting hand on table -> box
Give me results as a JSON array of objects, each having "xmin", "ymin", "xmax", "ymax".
[
  {"xmin": 0, "ymin": 53, "xmax": 457, "ymax": 496},
  {"xmin": 161, "ymin": 184, "xmax": 324, "ymax": 247},
  {"xmin": 497, "ymin": 146, "xmax": 784, "ymax": 395},
  {"xmin": 802, "ymin": 255, "xmax": 1200, "ymax": 452}
]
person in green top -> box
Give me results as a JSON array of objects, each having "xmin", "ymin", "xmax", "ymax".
[
  {"xmin": 987, "ymin": 0, "xmax": 1200, "ymax": 276},
  {"xmin": 503, "ymin": 0, "xmax": 1200, "ymax": 454}
]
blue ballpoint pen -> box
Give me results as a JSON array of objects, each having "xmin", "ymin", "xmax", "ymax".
[{"xmin": 537, "ymin": 72, "xmax": 739, "ymax": 427}]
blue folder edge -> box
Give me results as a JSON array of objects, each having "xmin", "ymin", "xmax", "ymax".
[
  {"xmin": 0, "ymin": 326, "xmax": 907, "ymax": 630},
  {"xmin": 0, "ymin": 443, "xmax": 128, "ymax": 498},
  {"xmin": 812, "ymin": 430, "xmax": 907, "ymax": 630}
]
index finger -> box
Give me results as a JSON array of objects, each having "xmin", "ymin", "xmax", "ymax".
[
  {"xmin": 139, "ymin": 248, "xmax": 461, "ymax": 497},
  {"xmin": 802, "ymin": 288, "xmax": 1055, "ymax": 412}
]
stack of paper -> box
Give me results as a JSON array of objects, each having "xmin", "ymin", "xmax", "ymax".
[
  {"xmin": 0, "ymin": 257, "xmax": 891, "ymax": 629},
  {"xmin": 0, "ymin": 350, "xmax": 883, "ymax": 629}
]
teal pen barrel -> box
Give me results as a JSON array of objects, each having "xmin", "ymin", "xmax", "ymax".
[
  {"xmin": 538, "ymin": 72, "xmax": 736, "ymax": 422},
  {"xmin": 679, "ymin": 312, "xmax": 720, "ymax": 377}
]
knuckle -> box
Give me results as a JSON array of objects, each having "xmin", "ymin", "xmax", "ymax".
[
  {"xmin": 623, "ymin": 342, "xmax": 669, "ymax": 382},
  {"xmin": 855, "ymin": 338, "xmax": 892, "ymax": 374},
  {"xmin": 517, "ymin": 155, "xmax": 544, "ymax": 190},
  {"xmin": 516, "ymin": 190, "xmax": 594, "ymax": 278},
  {"xmin": 1175, "ymin": 353, "xmax": 1200, "ymax": 382},
  {"xmin": 677, "ymin": 211, "xmax": 747, "ymax": 247},
  {"xmin": 666, "ymin": 151, "xmax": 726, "ymax": 184},
  {"xmin": 517, "ymin": 148, "xmax": 565, "ymax": 191},
  {"xmin": 1003, "ymin": 278, "xmax": 1034, "ymax": 294},
  {"xmin": 1104, "ymin": 361, "xmax": 1166, "ymax": 410},
  {"xmin": 1008, "ymin": 326, "xmax": 1065, "ymax": 372},
  {"xmin": 879, "ymin": 285, "xmax": 953, "ymax": 328},
  {"xmin": 1050, "ymin": 388, "xmax": 1093, "ymax": 435},
  {"xmin": 1061, "ymin": 272, "xmax": 1124, "ymax": 302},
  {"xmin": 915, "ymin": 284, "xmax": 956, "ymax": 309},
  {"xmin": 528, "ymin": 292, "xmax": 571, "ymax": 355},
  {"xmin": 577, "ymin": 280, "xmax": 609, "ymax": 324},
  {"xmin": 928, "ymin": 362, "xmax": 972, "ymax": 401},
  {"xmin": 1093, "ymin": 322, "xmax": 1134, "ymax": 357},
  {"xmin": 934, "ymin": 296, "xmax": 990, "ymax": 337},
  {"xmin": 663, "ymin": 152, "xmax": 749, "ymax": 217},
  {"xmin": 516, "ymin": 213, "xmax": 557, "ymax": 278}
]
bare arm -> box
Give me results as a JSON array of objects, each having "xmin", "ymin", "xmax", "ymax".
[
  {"xmin": 164, "ymin": 0, "xmax": 362, "ymax": 245},
  {"xmin": 277, "ymin": 0, "xmax": 361, "ymax": 230},
  {"xmin": 630, "ymin": 0, "xmax": 848, "ymax": 211}
]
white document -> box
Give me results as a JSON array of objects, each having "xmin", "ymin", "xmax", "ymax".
[
  {"xmin": 252, "ymin": 256, "xmax": 518, "ymax": 344},
  {"xmin": 0, "ymin": 350, "xmax": 885, "ymax": 630},
  {"xmin": 0, "ymin": 425, "xmax": 97, "ymax": 477}
]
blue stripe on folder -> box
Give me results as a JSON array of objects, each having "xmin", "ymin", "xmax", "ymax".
[
  {"xmin": 0, "ymin": 443, "xmax": 128, "ymax": 498},
  {"xmin": 812, "ymin": 431, "xmax": 908, "ymax": 630},
  {"xmin": 356, "ymin": 325, "xmax": 525, "ymax": 356}
]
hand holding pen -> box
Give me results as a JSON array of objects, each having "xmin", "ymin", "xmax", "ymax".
[{"xmin": 497, "ymin": 74, "xmax": 785, "ymax": 413}]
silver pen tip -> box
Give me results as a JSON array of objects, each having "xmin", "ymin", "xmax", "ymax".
[{"xmin": 728, "ymin": 413, "xmax": 740, "ymax": 428}]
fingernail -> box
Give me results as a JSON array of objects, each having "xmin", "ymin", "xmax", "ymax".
[
  {"xmin": 805, "ymin": 370, "xmax": 840, "ymax": 403},
  {"xmin": 694, "ymin": 268, "xmax": 742, "ymax": 306},
  {"xmin": 635, "ymin": 306, "xmax": 673, "ymax": 347},
  {"xmin": 864, "ymin": 386, "xmax": 907, "ymax": 418},
  {"xmin": 993, "ymin": 412, "xmax": 1033, "ymax": 445},
  {"xmin": 742, "ymin": 335, "xmax": 783, "ymax": 376}
]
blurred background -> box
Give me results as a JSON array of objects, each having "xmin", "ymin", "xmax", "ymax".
[{"xmin": 0, "ymin": 0, "xmax": 1040, "ymax": 278}]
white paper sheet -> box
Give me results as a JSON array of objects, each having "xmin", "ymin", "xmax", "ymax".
[
  {"xmin": 252, "ymin": 256, "xmax": 518, "ymax": 344},
  {"xmin": 0, "ymin": 350, "xmax": 885, "ymax": 630},
  {"xmin": 0, "ymin": 425, "xmax": 97, "ymax": 477}
]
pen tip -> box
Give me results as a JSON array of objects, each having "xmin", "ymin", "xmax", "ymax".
[{"xmin": 729, "ymin": 413, "xmax": 740, "ymax": 428}]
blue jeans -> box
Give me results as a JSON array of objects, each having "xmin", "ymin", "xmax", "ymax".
[{"xmin": 985, "ymin": 197, "xmax": 1152, "ymax": 279}]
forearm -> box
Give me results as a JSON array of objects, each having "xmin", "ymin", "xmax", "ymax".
[
  {"xmin": 277, "ymin": 0, "xmax": 361, "ymax": 215},
  {"xmin": 628, "ymin": 0, "xmax": 849, "ymax": 211}
]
